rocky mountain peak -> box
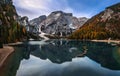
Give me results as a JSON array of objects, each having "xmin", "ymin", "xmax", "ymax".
[
  {"xmin": 69, "ymin": 3, "xmax": 120, "ymax": 39},
  {"xmin": 28, "ymin": 11, "xmax": 88, "ymax": 37},
  {"xmin": 78, "ymin": 17, "xmax": 88, "ymax": 26},
  {"xmin": 18, "ymin": 16, "xmax": 29, "ymax": 26},
  {"xmin": 29, "ymin": 15, "xmax": 46, "ymax": 26},
  {"xmin": 101, "ymin": 3, "xmax": 120, "ymax": 22},
  {"xmin": 39, "ymin": 11, "xmax": 72, "ymax": 36},
  {"xmin": 79, "ymin": 17, "xmax": 88, "ymax": 21},
  {"xmin": 50, "ymin": 11, "xmax": 72, "ymax": 16}
]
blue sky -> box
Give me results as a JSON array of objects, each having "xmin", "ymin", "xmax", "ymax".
[{"xmin": 13, "ymin": 0, "xmax": 120, "ymax": 20}]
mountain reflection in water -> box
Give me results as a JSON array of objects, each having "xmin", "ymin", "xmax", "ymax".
[{"xmin": 4, "ymin": 39, "xmax": 120, "ymax": 76}]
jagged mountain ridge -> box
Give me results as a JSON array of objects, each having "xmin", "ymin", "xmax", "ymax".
[
  {"xmin": 29, "ymin": 11, "xmax": 88, "ymax": 37},
  {"xmin": 29, "ymin": 15, "xmax": 46, "ymax": 27},
  {"xmin": 40, "ymin": 11, "xmax": 73, "ymax": 36},
  {"xmin": 69, "ymin": 3, "xmax": 120, "ymax": 39}
]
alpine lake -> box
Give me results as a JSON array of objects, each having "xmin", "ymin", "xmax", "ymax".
[{"xmin": 4, "ymin": 39, "xmax": 120, "ymax": 76}]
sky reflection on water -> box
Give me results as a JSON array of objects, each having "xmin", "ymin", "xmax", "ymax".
[{"xmin": 16, "ymin": 55, "xmax": 120, "ymax": 76}]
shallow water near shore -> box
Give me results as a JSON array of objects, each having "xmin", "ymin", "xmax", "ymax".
[{"xmin": 4, "ymin": 39, "xmax": 120, "ymax": 76}]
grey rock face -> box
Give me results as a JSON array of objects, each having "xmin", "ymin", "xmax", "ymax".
[
  {"xmin": 71, "ymin": 17, "xmax": 81, "ymax": 29},
  {"xmin": 29, "ymin": 15, "xmax": 46, "ymax": 33},
  {"xmin": 78, "ymin": 17, "xmax": 88, "ymax": 26},
  {"xmin": 29, "ymin": 11, "xmax": 88, "ymax": 37},
  {"xmin": 17, "ymin": 16, "xmax": 30, "ymax": 32},
  {"xmin": 18, "ymin": 16, "xmax": 29, "ymax": 26},
  {"xmin": 29, "ymin": 15, "xmax": 46, "ymax": 26},
  {"xmin": 101, "ymin": 9, "xmax": 114, "ymax": 22},
  {"xmin": 40, "ymin": 11, "xmax": 73, "ymax": 36}
]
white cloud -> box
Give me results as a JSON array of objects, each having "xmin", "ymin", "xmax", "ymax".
[{"xmin": 13, "ymin": 0, "xmax": 92, "ymax": 20}]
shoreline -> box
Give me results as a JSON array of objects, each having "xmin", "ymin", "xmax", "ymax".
[
  {"xmin": 91, "ymin": 40, "xmax": 120, "ymax": 44},
  {"xmin": 0, "ymin": 46, "xmax": 14, "ymax": 76},
  {"xmin": 4, "ymin": 42, "xmax": 23, "ymax": 46},
  {"xmin": 0, "ymin": 46, "xmax": 14, "ymax": 68}
]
